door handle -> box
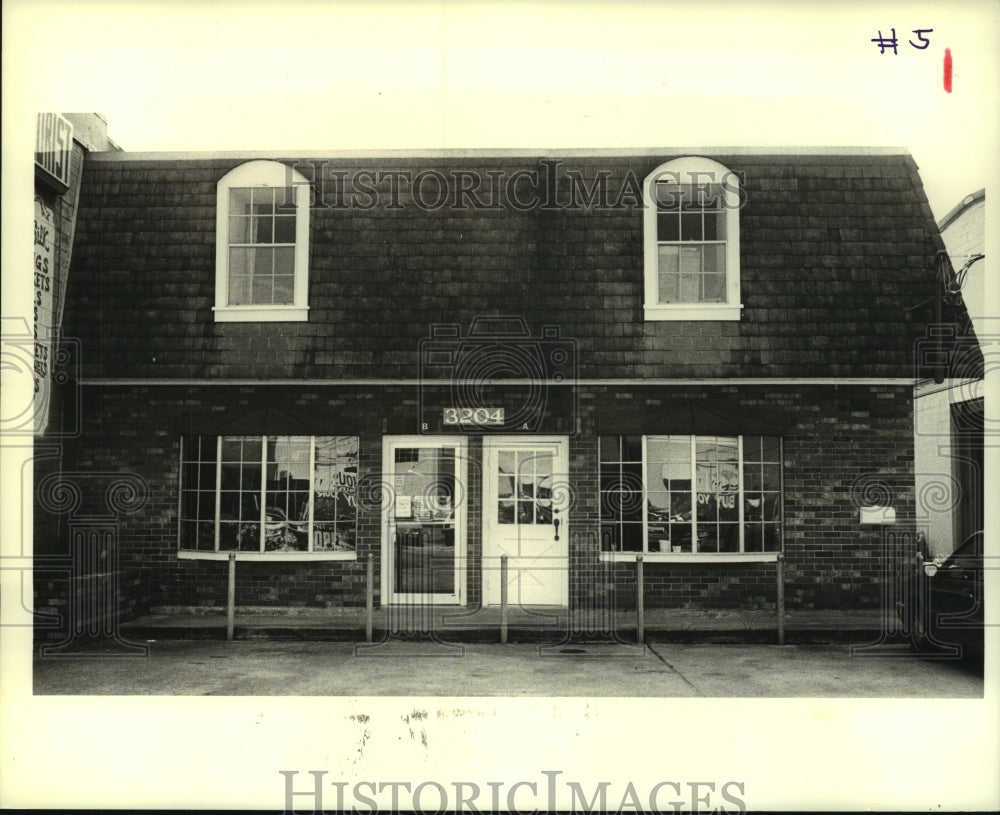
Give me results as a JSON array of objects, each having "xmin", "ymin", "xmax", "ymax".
[{"xmin": 554, "ymin": 518, "xmax": 561, "ymax": 541}]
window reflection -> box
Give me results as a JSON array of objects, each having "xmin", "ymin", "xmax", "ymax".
[
  {"xmin": 391, "ymin": 444, "xmax": 460, "ymax": 596},
  {"xmin": 496, "ymin": 449, "xmax": 555, "ymax": 525},
  {"xmin": 179, "ymin": 435, "xmax": 358, "ymax": 554},
  {"xmin": 601, "ymin": 435, "xmax": 782, "ymax": 555}
]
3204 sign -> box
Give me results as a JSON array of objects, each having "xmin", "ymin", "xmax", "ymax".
[{"xmin": 443, "ymin": 407, "xmax": 505, "ymax": 426}]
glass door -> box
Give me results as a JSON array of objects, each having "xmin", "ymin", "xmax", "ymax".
[{"xmin": 382, "ymin": 437, "xmax": 467, "ymax": 605}]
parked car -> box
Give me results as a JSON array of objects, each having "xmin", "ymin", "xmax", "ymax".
[{"xmin": 899, "ymin": 531, "xmax": 984, "ymax": 659}]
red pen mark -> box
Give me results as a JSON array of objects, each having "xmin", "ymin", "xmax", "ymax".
[{"xmin": 943, "ymin": 48, "xmax": 953, "ymax": 93}]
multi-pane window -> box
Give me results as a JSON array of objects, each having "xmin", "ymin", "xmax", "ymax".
[
  {"xmin": 226, "ymin": 186, "xmax": 297, "ymax": 306},
  {"xmin": 643, "ymin": 156, "xmax": 741, "ymax": 321},
  {"xmin": 599, "ymin": 436, "xmax": 645, "ymax": 552},
  {"xmin": 655, "ymin": 180, "xmax": 727, "ymax": 305},
  {"xmin": 214, "ymin": 160, "xmax": 310, "ymax": 322},
  {"xmin": 179, "ymin": 436, "xmax": 358, "ymax": 554},
  {"xmin": 600, "ymin": 435, "xmax": 782, "ymax": 554},
  {"xmin": 497, "ymin": 449, "xmax": 554, "ymax": 525},
  {"xmin": 740, "ymin": 435, "xmax": 783, "ymax": 553}
]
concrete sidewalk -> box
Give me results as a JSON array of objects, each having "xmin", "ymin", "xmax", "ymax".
[
  {"xmin": 110, "ymin": 605, "xmax": 897, "ymax": 646},
  {"xmin": 32, "ymin": 639, "xmax": 983, "ymax": 697}
]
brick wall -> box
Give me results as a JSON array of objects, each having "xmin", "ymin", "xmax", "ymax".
[
  {"xmin": 36, "ymin": 382, "xmax": 915, "ymax": 617},
  {"xmin": 574, "ymin": 385, "xmax": 915, "ymax": 610},
  {"xmin": 34, "ymin": 545, "xmax": 153, "ymax": 644}
]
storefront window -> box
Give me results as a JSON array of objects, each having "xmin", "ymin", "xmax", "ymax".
[
  {"xmin": 600, "ymin": 435, "xmax": 781, "ymax": 554},
  {"xmin": 179, "ymin": 435, "xmax": 358, "ymax": 554},
  {"xmin": 599, "ymin": 436, "xmax": 644, "ymax": 552}
]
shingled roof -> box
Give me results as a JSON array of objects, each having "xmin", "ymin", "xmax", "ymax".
[{"xmin": 64, "ymin": 149, "xmax": 978, "ymax": 380}]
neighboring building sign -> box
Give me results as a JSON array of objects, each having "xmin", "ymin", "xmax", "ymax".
[
  {"xmin": 34, "ymin": 195, "xmax": 55, "ymax": 435},
  {"xmin": 35, "ymin": 112, "xmax": 74, "ymax": 192}
]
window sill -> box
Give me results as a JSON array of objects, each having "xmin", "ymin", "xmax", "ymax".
[
  {"xmin": 643, "ymin": 303, "xmax": 743, "ymax": 321},
  {"xmin": 213, "ymin": 306, "xmax": 309, "ymax": 323},
  {"xmin": 601, "ymin": 552, "xmax": 780, "ymax": 564},
  {"xmin": 178, "ymin": 550, "xmax": 356, "ymax": 562}
]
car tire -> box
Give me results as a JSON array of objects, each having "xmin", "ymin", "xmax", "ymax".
[{"xmin": 909, "ymin": 630, "xmax": 930, "ymax": 653}]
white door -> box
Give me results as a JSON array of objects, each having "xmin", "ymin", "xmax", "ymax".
[
  {"xmin": 482, "ymin": 437, "xmax": 569, "ymax": 606},
  {"xmin": 382, "ymin": 437, "xmax": 467, "ymax": 605}
]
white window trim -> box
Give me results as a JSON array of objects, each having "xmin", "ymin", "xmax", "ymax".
[
  {"xmin": 214, "ymin": 160, "xmax": 311, "ymax": 322},
  {"xmin": 381, "ymin": 435, "xmax": 468, "ymax": 607},
  {"xmin": 643, "ymin": 156, "xmax": 742, "ymax": 321},
  {"xmin": 601, "ymin": 552, "xmax": 780, "ymax": 564},
  {"xmin": 178, "ymin": 551, "xmax": 356, "ymax": 562}
]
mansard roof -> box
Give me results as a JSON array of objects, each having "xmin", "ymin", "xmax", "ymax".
[{"xmin": 64, "ymin": 149, "xmax": 979, "ymax": 380}]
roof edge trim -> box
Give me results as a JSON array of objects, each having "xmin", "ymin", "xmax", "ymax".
[
  {"xmin": 84, "ymin": 145, "xmax": 914, "ymax": 162},
  {"xmin": 937, "ymin": 188, "xmax": 986, "ymax": 231}
]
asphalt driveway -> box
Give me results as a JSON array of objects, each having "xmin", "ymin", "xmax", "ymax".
[{"xmin": 32, "ymin": 640, "xmax": 984, "ymax": 697}]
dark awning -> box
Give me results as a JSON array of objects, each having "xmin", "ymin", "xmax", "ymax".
[
  {"xmin": 596, "ymin": 398, "xmax": 788, "ymax": 436},
  {"xmin": 216, "ymin": 406, "xmax": 317, "ymax": 435},
  {"xmin": 181, "ymin": 403, "xmax": 364, "ymax": 436}
]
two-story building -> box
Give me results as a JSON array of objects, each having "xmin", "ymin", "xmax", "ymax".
[{"xmin": 36, "ymin": 148, "xmax": 979, "ymax": 636}]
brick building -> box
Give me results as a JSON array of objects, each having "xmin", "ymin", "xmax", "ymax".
[{"xmin": 35, "ymin": 148, "xmax": 980, "ymax": 636}]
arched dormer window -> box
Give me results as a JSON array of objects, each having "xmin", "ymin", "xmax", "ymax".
[
  {"xmin": 643, "ymin": 157, "xmax": 742, "ymax": 321},
  {"xmin": 214, "ymin": 160, "xmax": 310, "ymax": 322}
]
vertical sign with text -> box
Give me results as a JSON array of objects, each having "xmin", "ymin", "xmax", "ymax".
[
  {"xmin": 34, "ymin": 195, "xmax": 55, "ymax": 436},
  {"xmin": 35, "ymin": 112, "xmax": 74, "ymax": 191}
]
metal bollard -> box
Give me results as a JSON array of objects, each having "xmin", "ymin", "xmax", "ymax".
[
  {"xmin": 636, "ymin": 555, "xmax": 645, "ymax": 644},
  {"xmin": 365, "ymin": 552, "xmax": 374, "ymax": 643},
  {"xmin": 226, "ymin": 552, "xmax": 236, "ymax": 642},
  {"xmin": 776, "ymin": 553, "xmax": 786, "ymax": 645},
  {"xmin": 500, "ymin": 555, "xmax": 509, "ymax": 645}
]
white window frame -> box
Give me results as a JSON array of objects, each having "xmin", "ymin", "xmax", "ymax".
[
  {"xmin": 643, "ymin": 157, "xmax": 742, "ymax": 321},
  {"xmin": 381, "ymin": 436, "xmax": 468, "ymax": 606},
  {"xmin": 177, "ymin": 435, "xmax": 357, "ymax": 562},
  {"xmin": 214, "ymin": 160, "xmax": 310, "ymax": 322},
  {"xmin": 600, "ymin": 434, "xmax": 782, "ymax": 563}
]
